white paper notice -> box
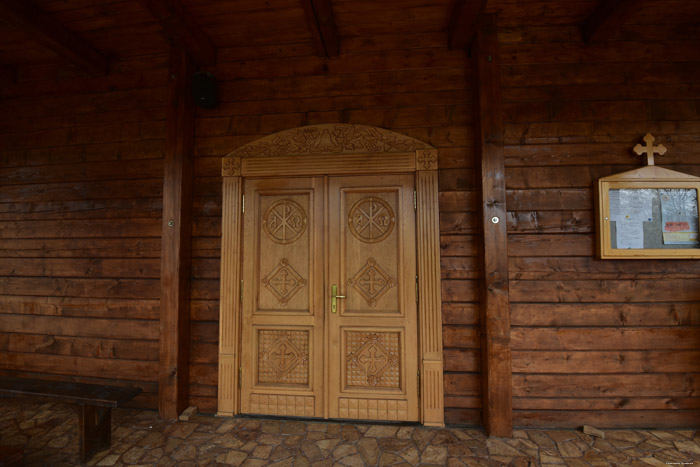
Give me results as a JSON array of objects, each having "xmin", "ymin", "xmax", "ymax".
[
  {"xmin": 619, "ymin": 189, "xmax": 653, "ymax": 221},
  {"xmin": 609, "ymin": 190, "xmax": 622, "ymax": 220},
  {"xmin": 616, "ymin": 219, "xmax": 644, "ymax": 249}
]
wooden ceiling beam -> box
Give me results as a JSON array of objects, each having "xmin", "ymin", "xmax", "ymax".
[
  {"xmin": 0, "ymin": 0, "xmax": 107, "ymax": 76},
  {"xmin": 136, "ymin": 0, "xmax": 217, "ymax": 66},
  {"xmin": 583, "ymin": 0, "xmax": 642, "ymax": 42},
  {"xmin": 448, "ymin": 0, "xmax": 488, "ymax": 49},
  {"xmin": 300, "ymin": 0, "xmax": 340, "ymax": 57}
]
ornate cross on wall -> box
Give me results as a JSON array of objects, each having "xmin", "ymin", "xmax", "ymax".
[{"xmin": 633, "ymin": 133, "xmax": 667, "ymax": 166}]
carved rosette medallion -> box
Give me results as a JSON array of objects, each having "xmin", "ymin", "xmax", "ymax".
[
  {"xmin": 262, "ymin": 258, "xmax": 307, "ymax": 306},
  {"xmin": 348, "ymin": 197, "xmax": 395, "ymax": 244},
  {"xmin": 348, "ymin": 258, "xmax": 396, "ymax": 307},
  {"xmin": 263, "ymin": 199, "xmax": 307, "ymax": 244},
  {"xmin": 258, "ymin": 330, "xmax": 309, "ymax": 384},
  {"xmin": 346, "ymin": 332, "xmax": 400, "ymax": 388}
]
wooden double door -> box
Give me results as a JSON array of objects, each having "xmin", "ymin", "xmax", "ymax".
[{"xmin": 239, "ymin": 174, "xmax": 419, "ymax": 421}]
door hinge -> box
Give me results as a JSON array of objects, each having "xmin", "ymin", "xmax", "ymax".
[
  {"xmin": 413, "ymin": 190, "xmax": 417, "ymax": 211},
  {"xmin": 240, "ymin": 279, "xmax": 243, "ymax": 304},
  {"xmin": 415, "ymin": 275, "xmax": 419, "ymax": 303},
  {"xmin": 238, "ymin": 367, "xmax": 242, "ymax": 389},
  {"xmin": 242, "ymin": 194, "xmax": 245, "ymax": 213},
  {"xmin": 417, "ymin": 371, "xmax": 421, "ymax": 397}
]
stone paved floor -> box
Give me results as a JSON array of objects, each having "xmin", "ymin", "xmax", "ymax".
[{"xmin": 1, "ymin": 399, "xmax": 699, "ymax": 466}]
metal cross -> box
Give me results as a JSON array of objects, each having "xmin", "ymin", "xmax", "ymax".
[{"xmin": 633, "ymin": 133, "xmax": 667, "ymax": 166}]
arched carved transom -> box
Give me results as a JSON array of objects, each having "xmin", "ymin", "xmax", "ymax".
[{"xmin": 226, "ymin": 124, "xmax": 432, "ymax": 161}]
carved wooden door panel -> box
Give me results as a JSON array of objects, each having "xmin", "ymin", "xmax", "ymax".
[
  {"xmin": 240, "ymin": 177, "xmax": 324, "ymax": 417},
  {"xmin": 327, "ymin": 174, "xmax": 419, "ymax": 421}
]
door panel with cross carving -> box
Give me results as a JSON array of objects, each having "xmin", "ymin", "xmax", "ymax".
[
  {"xmin": 240, "ymin": 178, "xmax": 324, "ymax": 417},
  {"xmin": 328, "ymin": 175, "xmax": 418, "ymax": 421}
]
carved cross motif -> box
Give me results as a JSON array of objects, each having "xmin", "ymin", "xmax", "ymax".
[
  {"xmin": 358, "ymin": 345, "xmax": 387, "ymax": 374},
  {"xmin": 416, "ymin": 149, "xmax": 438, "ymax": 170},
  {"xmin": 269, "ymin": 269, "xmax": 296, "ymax": 295},
  {"xmin": 633, "ymin": 133, "xmax": 667, "ymax": 166},
  {"xmin": 271, "ymin": 343, "xmax": 296, "ymax": 371},
  {"xmin": 356, "ymin": 267, "xmax": 386, "ymax": 296}
]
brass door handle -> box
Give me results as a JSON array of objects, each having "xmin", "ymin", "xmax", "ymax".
[{"xmin": 331, "ymin": 284, "xmax": 345, "ymax": 314}]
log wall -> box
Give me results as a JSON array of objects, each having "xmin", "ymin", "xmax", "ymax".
[
  {"xmin": 0, "ymin": 54, "xmax": 168, "ymax": 408},
  {"xmin": 1, "ymin": 1, "xmax": 698, "ymax": 429},
  {"xmin": 501, "ymin": 20, "xmax": 700, "ymax": 427}
]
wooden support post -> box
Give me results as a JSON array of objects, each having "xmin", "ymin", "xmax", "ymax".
[
  {"xmin": 78, "ymin": 405, "xmax": 111, "ymax": 463},
  {"xmin": 136, "ymin": 0, "xmax": 217, "ymax": 66},
  {"xmin": 448, "ymin": 0, "xmax": 488, "ymax": 50},
  {"xmin": 473, "ymin": 13, "xmax": 513, "ymax": 437},
  {"xmin": 159, "ymin": 47, "xmax": 195, "ymax": 419}
]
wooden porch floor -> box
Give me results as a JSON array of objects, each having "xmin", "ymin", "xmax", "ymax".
[{"xmin": 0, "ymin": 398, "xmax": 698, "ymax": 466}]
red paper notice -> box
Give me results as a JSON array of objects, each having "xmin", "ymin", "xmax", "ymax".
[{"xmin": 664, "ymin": 221, "xmax": 690, "ymax": 232}]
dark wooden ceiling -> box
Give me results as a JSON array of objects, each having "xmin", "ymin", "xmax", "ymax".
[{"xmin": 0, "ymin": 0, "xmax": 699, "ymax": 80}]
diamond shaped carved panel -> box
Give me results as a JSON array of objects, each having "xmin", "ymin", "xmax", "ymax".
[
  {"xmin": 262, "ymin": 258, "xmax": 307, "ymax": 306},
  {"xmin": 346, "ymin": 331, "xmax": 400, "ymax": 388},
  {"xmin": 348, "ymin": 258, "xmax": 396, "ymax": 308},
  {"xmin": 258, "ymin": 330, "xmax": 309, "ymax": 385}
]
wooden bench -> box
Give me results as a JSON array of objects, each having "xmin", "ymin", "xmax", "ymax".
[{"xmin": 0, "ymin": 377, "xmax": 141, "ymax": 463}]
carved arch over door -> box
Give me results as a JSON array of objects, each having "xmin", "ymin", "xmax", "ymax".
[{"xmin": 217, "ymin": 124, "xmax": 444, "ymax": 426}]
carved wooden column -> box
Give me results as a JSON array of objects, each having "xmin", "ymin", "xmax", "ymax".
[
  {"xmin": 218, "ymin": 157, "xmax": 243, "ymax": 415},
  {"xmin": 474, "ymin": 13, "xmax": 513, "ymax": 437},
  {"xmin": 415, "ymin": 149, "xmax": 445, "ymax": 427}
]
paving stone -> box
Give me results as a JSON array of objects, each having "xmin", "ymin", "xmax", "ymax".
[
  {"xmin": 675, "ymin": 439, "xmax": 700, "ymax": 455},
  {"xmin": 333, "ymin": 444, "xmax": 357, "ymax": 459},
  {"xmin": 301, "ymin": 441, "xmax": 323, "ymax": 461},
  {"xmin": 556, "ymin": 440, "xmax": 583, "ymax": 457},
  {"xmin": 316, "ymin": 438, "xmax": 340, "ymax": 454},
  {"xmin": 2, "ymin": 398, "xmax": 698, "ymax": 467},
  {"xmin": 96, "ymin": 454, "xmax": 120, "ymax": 466},
  {"xmin": 412, "ymin": 428, "xmax": 437, "ymax": 450},
  {"xmin": 486, "ymin": 438, "xmax": 524, "ymax": 457},
  {"xmin": 251, "ymin": 443, "xmax": 274, "ymax": 459},
  {"xmin": 282, "ymin": 421, "xmax": 306, "ymax": 434},
  {"xmin": 401, "ymin": 446, "xmax": 420, "ymax": 464},
  {"xmin": 379, "ymin": 436, "xmax": 412, "ymax": 451},
  {"xmin": 379, "ymin": 451, "xmax": 404, "ymax": 464},
  {"xmin": 338, "ymin": 454, "xmax": 364, "ymax": 466},
  {"xmin": 270, "ymin": 445, "xmax": 293, "ymax": 461},
  {"xmin": 217, "ymin": 450, "xmax": 248, "ymax": 465},
  {"xmin": 358, "ymin": 438, "xmax": 380, "ymax": 464},
  {"xmin": 422, "ymin": 445, "xmax": 449, "ymax": 464}
]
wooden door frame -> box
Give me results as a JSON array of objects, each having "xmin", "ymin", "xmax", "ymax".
[{"xmin": 217, "ymin": 124, "xmax": 445, "ymax": 426}]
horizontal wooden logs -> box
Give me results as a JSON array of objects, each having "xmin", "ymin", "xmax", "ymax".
[
  {"xmin": 512, "ymin": 350, "xmax": 700, "ymax": 373},
  {"xmin": 511, "ymin": 303, "xmax": 699, "ymax": 327},
  {"xmin": 513, "ymin": 374, "xmax": 699, "ymax": 398},
  {"xmin": 511, "ymin": 328, "xmax": 700, "ymax": 350},
  {"xmin": 513, "ymin": 410, "xmax": 700, "ymax": 429},
  {"xmin": 510, "ymin": 279, "xmax": 700, "ymax": 303}
]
